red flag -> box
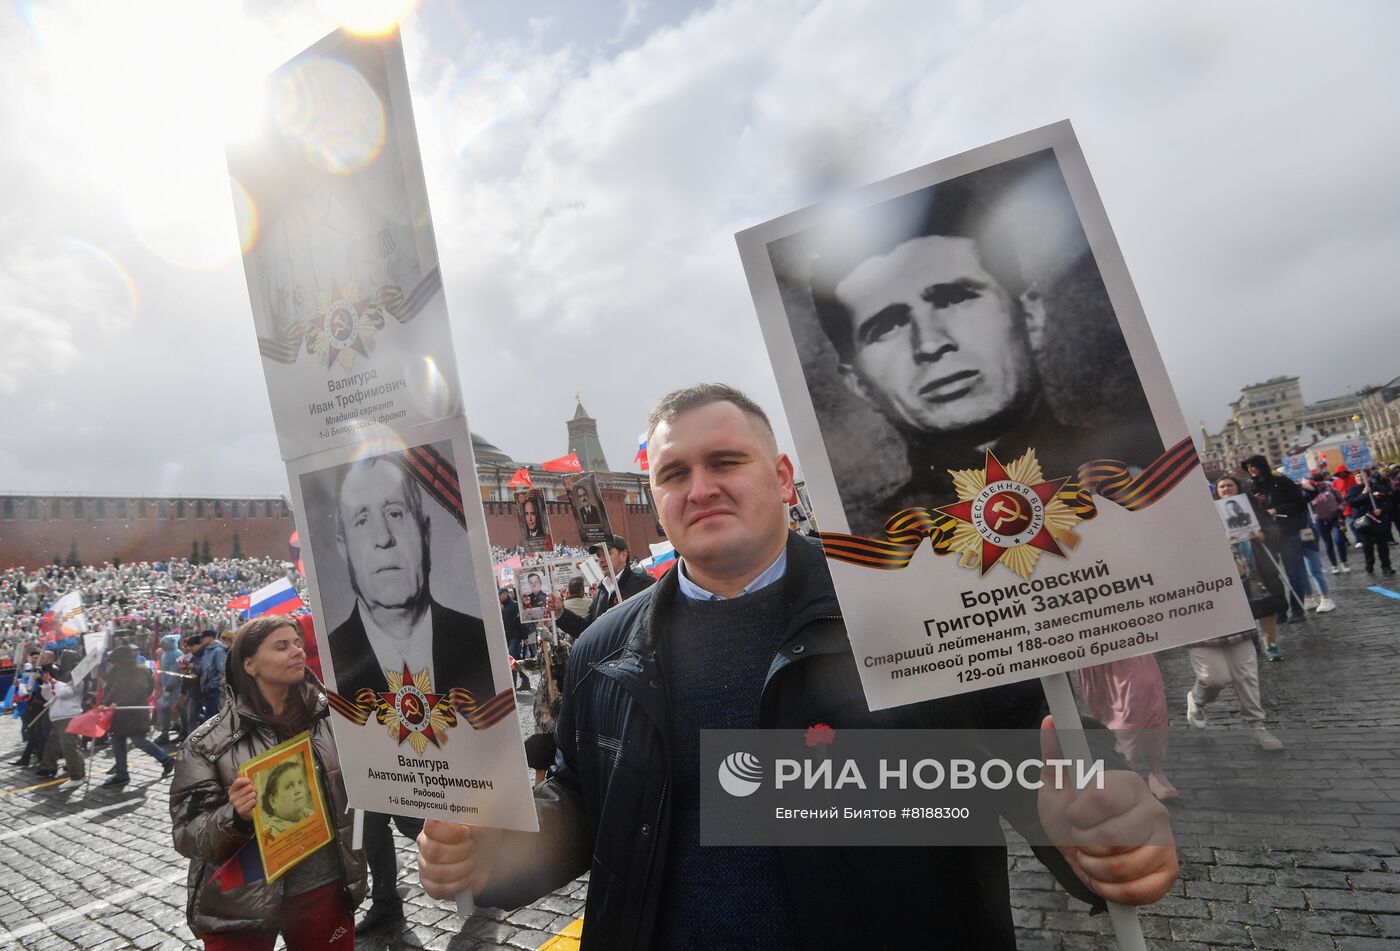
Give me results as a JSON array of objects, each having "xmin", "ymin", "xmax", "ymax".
[
  {"xmin": 226, "ymin": 595, "xmax": 251, "ymax": 612},
  {"xmin": 507, "ymin": 468, "xmax": 533, "ymax": 489},
  {"xmin": 297, "ymin": 614, "xmax": 322, "ymax": 681},
  {"xmin": 66, "ymin": 706, "xmax": 114, "ymax": 739},
  {"xmin": 541, "ymin": 452, "xmax": 582, "ymax": 473}
]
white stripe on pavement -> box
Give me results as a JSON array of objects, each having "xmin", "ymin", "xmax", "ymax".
[
  {"xmin": 0, "ymin": 797, "xmax": 145, "ymax": 842},
  {"xmin": 0, "ymin": 868, "xmax": 187, "ymax": 943}
]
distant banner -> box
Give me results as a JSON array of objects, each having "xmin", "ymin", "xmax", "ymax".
[
  {"xmin": 514, "ymin": 488, "xmax": 554, "ymax": 553},
  {"xmin": 1341, "ymin": 441, "xmax": 1374, "ymax": 470},
  {"xmin": 231, "ymin": 29, "xmax": 535, "ymax": 832},
  {"xmin": 564, "ymin": 473, "xmax": 613, "ymax": 545},
  {"xmin": 1282, "ymin": 453, "xmax": 1309, "ymax": 481},
  {"xmin": 736, "ymin": 121, "xmax": 1251, "ymax": 710}
]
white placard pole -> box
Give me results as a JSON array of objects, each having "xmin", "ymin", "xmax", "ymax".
[
  {"xmin": 456, "ymin": 891, "xmax": 476, "ymax": 917},
  {"xmin": 1258, "ymin": 547, "xmax": 1304, "ymax": 614},
  {"xmin": 351, "ymin": 808, "xmax": 364, "ymax": 851},
  {"xmin": 1039, "ymin": 672, "xmax": 1148, "ymax": 951}
]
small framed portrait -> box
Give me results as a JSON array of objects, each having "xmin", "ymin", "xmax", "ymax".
[{"xmin": 242, "ymin": 733, "xmax": 333, "ymax": 882}]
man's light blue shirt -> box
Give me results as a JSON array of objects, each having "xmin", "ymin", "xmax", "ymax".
[{"xmin": 676, "ymin": 548, "xmax": 788, "ymax": 601}]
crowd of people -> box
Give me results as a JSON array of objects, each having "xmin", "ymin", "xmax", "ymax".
[
  {"xmin": 1077, "ymin": 453, "xmax": 1397, "ymax": 799},
  {"xmin": 1, "ymin": 556, "xmax": 302, "ymax": 655}
]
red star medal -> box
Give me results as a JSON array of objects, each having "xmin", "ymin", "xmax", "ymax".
[
  {"xmin": 381, "ymin": 665, "xmax": 445, "ymax": 749},
  {"xmin": 936, "ymin": 450, "xmax": 1069, "ymax": 576}
]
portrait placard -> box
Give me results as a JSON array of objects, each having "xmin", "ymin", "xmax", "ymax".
[
  {"xmin": 546, "ymin": 556, "xmax": 584, "ymax": 603},
  {"xmin": 516, "ymin": 563, "xmax": 550, "ymax": 624},
  {"xmin": 564, "ymin": 473, "xmax": 612, "ymax": 545},
  {"xmin": 737, "ymin": 121, "xmax": 1252, "ymax": 709},
  {"xmin": 287, "ymin": 419, "xmax": 536, "ymax": 830},
  {"xmin": 241, "ymin": 733, "xmax": 333, "ymax": 883},
  {"xmin": 233, "ymin": 29, "xmax": 536, "ymax": 831},
  {"xmin": 227, "ymin": 29, "xmax": 463, "ymax": 461},
  {"xmin": 514, "ymin": 488, "xmax": 554, "ymax": 554},
  {"xmin": 1214, "ymin": 497, "xmax": 1261, "ymax": 544}
]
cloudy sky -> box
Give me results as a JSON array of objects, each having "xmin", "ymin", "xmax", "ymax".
[{"xmin": 2, "ymin": 0, "xmax": 1397, "ymax": 498}]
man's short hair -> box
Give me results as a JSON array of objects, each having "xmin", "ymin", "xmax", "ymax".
[
  {"xmin": 807, "ymin": 154, "xmax": 1046, "ymax": 362},
  {"xmin": 646, "ymin": 383, "xmax": 777, "ymax": 452},
  {"xmin": 527, "ymin": 572, "xmax": 542, "ymax": 583},
  {"xmin": 334, "ymin": 455, "xmax": 428, "ymax": 539}
]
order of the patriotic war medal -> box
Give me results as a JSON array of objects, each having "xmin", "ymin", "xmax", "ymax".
[
  {"xmin": 379, "ymin": 666, "xmax": 449, "ymax": 754},
  {"xmin": 305, "ymin": 280, "xmax": 384, "ymax": 371},
  {"xmin": 935, "ymin": 448, "xmax": 1077, "ymax": 578}
]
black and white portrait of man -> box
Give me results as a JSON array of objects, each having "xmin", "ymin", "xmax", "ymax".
[
  {"xmin": 565, "ymin": 474, "xmax": 611, "ymax": 544},
  {"xmin": 768, "ymin": 148, "xmax": 1164, "ymax": 537},
  {"xmin": 300, "ymin": 448, "xmax": 496, "ymax": 702}
]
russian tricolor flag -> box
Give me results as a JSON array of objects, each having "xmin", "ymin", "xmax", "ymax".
[
  {"xmin": 642, "ymin": 541, "xmax": 677, "ymax": 579},
  {"xmin": 210, "ymin": 840, "xmax": 266, "ymax": 891},
  {"xmin": 634, "ymin": 434, "xmax": 649, "ymax": 472},
  {"xmin": 242, "ymin": 578, "xmax": 303, "ymax": 619}
]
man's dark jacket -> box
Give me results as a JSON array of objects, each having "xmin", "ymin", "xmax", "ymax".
[
  {"xmin": 1244, "ymin": 455, "xmax": 1307, "ymax": 538},
  {"xmin": 480, "ymin": 532, "xmax": 1107, "ymax": 949},
  {"xmin": 329, "ymin": 600, "xmax": 495, "ymax": 704},
  {"xmin": 554, "ymin": 564, "xmax": 654, "ymax": 638},
  {"xmin": 106, "ymin": 658, "xmax": 155, "ymax": 736},
  {"xmin": 500, "ymin": 597, "xmax": 525, "ymax": 643}
]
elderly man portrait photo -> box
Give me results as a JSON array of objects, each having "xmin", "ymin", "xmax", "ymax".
[
  {"xmin": 771, "ymin": 149, "xmax": 1164, "ymax": 537},
  {"xmin": 320, "ymin": 452, "xmax": 495, "ymax": 704}
]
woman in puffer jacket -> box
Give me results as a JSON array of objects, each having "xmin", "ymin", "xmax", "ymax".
[{"xmin": 170, "ymin": 615, "xmax": 366, "ymax": 949}]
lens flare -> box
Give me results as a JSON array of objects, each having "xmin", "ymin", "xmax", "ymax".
[
  {"xmin": 347, "ymin": 427, "xmax": 410, "ymax": 463},
  {"xmin": 416, "ymin": 355, "xmax": 458, "ymax": 419},
  {"xmin": 274, "ymin": 56, "xmax": 386, "ymax": 175},
  {"xmin": 318, "ymin": 0, "xmax": 418, "ymax": 37},
  {"xmin": 61, "ymin": 238, "xmax": 140, "ymax": 319},
  {"xmin": 451, "ymin": 67, "xmax": 530, "ymax": 160},
  {"xmin": 229, "ymin": 177, "xmax": 260, "ymax": 257}
]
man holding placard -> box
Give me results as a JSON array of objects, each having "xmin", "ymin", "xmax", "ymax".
[
  {"xmin": 419, "ymin": 384, "xmax": 1176, "ymax": 948},
  {"xmin": 552, "ymin": 535, "xmax": 654, "ymax": 638}
]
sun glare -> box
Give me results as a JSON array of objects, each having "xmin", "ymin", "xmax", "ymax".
[
  {"xmin": 318, "ymin": 0, "xmax": 418, "ymax": 37},
  {"xmin": 25, "ymin": 1, "xmax": 313, "ymax": 270}
]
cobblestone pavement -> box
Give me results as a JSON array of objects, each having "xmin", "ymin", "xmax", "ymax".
[{"xmin": 1, "ymin": 567, "xmax": 1398, "ymax": 949}]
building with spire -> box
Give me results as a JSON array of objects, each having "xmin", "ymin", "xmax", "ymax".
[
  {"xmin": 566, "ymin": 397, "xmax": 610, "ymax": 471},
  {"xmin": 474, "ymin": 398, "xmax": 663, "ymax": 554}
]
